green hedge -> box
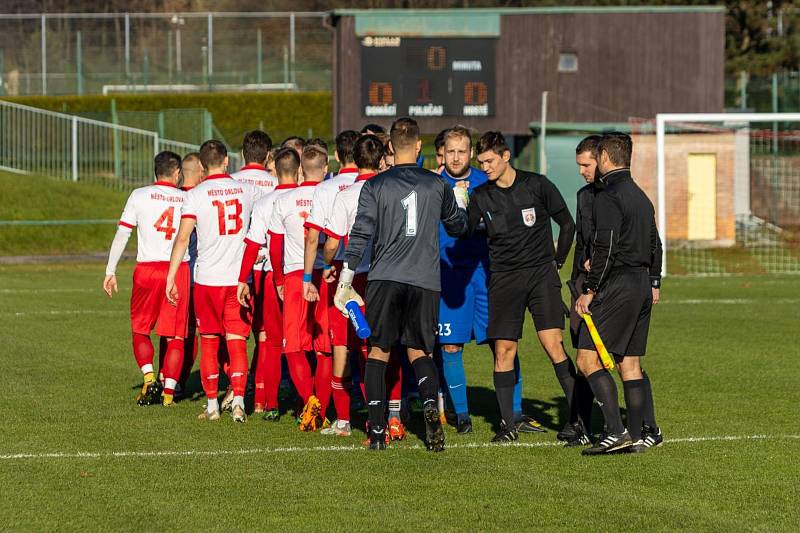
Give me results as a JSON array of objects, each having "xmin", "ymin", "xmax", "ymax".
[{"xmin": 4, "ymin": 92, "xmax": 332, "ymax": 148}]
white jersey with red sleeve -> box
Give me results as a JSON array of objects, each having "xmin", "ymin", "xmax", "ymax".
[
  {"xmin": 181, "ymin": 173, "xmax": 265, "ymax": 286},
  {"xmin": 232, "ymin": 164, "xmax": 278, "ymax": 272},
  {"xmin": 118, "ymin": 181, "xmax": 189, "ymax": 263},
  {"xmin": 324, "ymin": 173, "xmax": 374, "ymax": 274},
  {"xmin": 303, "ymin": 167, "xmax": 358, "ymax": 264},
  {"xmin": 268, "ymin": 181, "xmax": 319, "ymax": 275},
  {"xmin": 243, "ymin": 183, "xmax": 297, "ymax": 272}
]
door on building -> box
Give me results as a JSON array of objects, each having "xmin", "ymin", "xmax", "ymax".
[{"xmin": 687, "ymin": 153, "xmax": 717, "ymax": 240}]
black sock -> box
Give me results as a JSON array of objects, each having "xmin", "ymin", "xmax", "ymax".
[
  {"xmin": 364, "ymin": 359, "xmax": 387, "ymax": 429},
  {"xmin": 622, "ymin": 379, "xmax": 646, "ymax": 441},
  {"xmin": 586, "ymin": 370, "xmax": 624, "ymax": 434},
  {"xmin": 493, "ymin": 370, "xmax": 516, "ymax": 429},
  {"xmin": 411, "ymin": 356, "xmax": 440, "ymax": 405},
  {"xmin": 575, "ymin": 373, "xmax": 595, "ymax": 434},
  {"xmin": 553, "ymin": 358, "xmax": 577, "ymax": 423},
  {"xmin": 641, "ymin": 371, "xmax": 658, "ymax": 428}
]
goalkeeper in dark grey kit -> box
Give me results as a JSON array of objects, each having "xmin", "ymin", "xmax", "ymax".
[{"xmin": 334, "ymin": 117, "xmax": 468, "ymax": 452}]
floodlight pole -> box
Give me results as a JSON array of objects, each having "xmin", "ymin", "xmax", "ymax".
[
  {"xmin": 539, "ymin": 91, "xmax": 548, "ymax": 174},
  {"xmin": 40, "ymin": 14, "xmax": 47, "ymax": 95}
]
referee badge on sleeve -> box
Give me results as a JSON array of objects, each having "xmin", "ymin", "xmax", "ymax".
[{"xmin": 521, "ymin": 207, "xmax": 536, "ymax": 227}]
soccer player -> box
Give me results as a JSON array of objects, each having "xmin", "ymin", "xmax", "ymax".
[
  {"xmin": 467, "ymin": 132, "xmax": 577, "ymax": 443},
  {"xmin": 237, "ymin": 148, "xmax": 300, "ymax": 421},
  {"xmin": 360, "ymin": 123, "xmax": 385, "ymax": 135},
  {"xmin": 165, "ymin": 140, "xmax": 264, "ymax": 423},
  {"xmin": 575, "ymin": 133, "xmax": 663, "ymax": 455},
  {"xmin": 230, "ymin": 130, "xmax": 277, "ymax": 413},
  {"xmin": 319, "ymin": 134, "xmax": 385, "ymax": 437},
  {"xmin": 282, "ymin": 136, "xmax": 307, "ymax": 181},
  {"xmin": 433, "ymin": 128, "xmax": 447, "ymax": 173},
  {"xmin": 177, "ymin": 152, "xmax": 204, "ymax": 391},
  {"xmin": 268, "ymin": 145, "xmax": 330, "ymax": 431},
  {"xmin": 335, "ymin": 117, "xmax": 468, "ymax": 451},
  {"xmin": 103, "ymin": 151, "xmax": 190, "ymax": 407},
  {"xmin": 301, "ymin": 130, "xmax": 360, "ymax": 423}
]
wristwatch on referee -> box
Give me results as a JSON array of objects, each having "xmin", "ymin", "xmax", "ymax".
[{"xmin": 581, "ymin": 284, "xmax": 596, "ymax": 295}]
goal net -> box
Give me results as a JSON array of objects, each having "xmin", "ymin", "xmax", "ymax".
[{"xmin": 631, "ymin": 113, "xmax": 800, "ymax": 276}]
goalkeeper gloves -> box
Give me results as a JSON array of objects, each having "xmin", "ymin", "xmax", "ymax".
[
  {"xmin": 333, "ymin": 264, "xmax": 364, "ymax": 316},
  {"xmin": 453, "ymin": 185, "xmax": 469, "ymax": 209}
]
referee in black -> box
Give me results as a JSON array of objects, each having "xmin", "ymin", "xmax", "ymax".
[
  {"xmin": 575, "ymin": 132, "xmax": 663, "ymax": 455},
  {"xmin": 336, "ymin": 117, "xmax": 467, "ymax": 452},
  {"xmin": 466, "ymin": 132, "xmax": 581, "ymax": 443}
]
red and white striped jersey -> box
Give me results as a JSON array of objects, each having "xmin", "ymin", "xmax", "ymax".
[
  {"xmin": 231, "ymin": 164, "xmax": 278, "ymax": 193},
  {"xmin": 181, "ymin": 173, "xmax": 265, "ymax": 286},
  {"xmin": 268, "ymin": 181, "xmax": 319, "ymax": 275},
  {"xmin": 243, "ymin": 183, "xmax": 297, "ymax": 272},
  {"xmin": 324, "ymin": 173, "xmax": 375, "ymax": 274},
  {"xmin": 118, "ymin": 181, "xmax": 188, "ymax": 263}
]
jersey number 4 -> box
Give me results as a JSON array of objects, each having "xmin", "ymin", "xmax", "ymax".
[
  {"xmin": 401, "ymin": 191, "xmax": 418, "ymax": 237},
  {"xmin": 153, "ymin": 207, "xmax": 176, "ymax": 240},
  {"xmin": 212, "ymin": 199, "xmax": 243, "ymax": 236}
]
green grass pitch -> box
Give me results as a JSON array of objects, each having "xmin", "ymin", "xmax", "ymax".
[{"xmin": 1, "ymin": 263, "xmax": 798, "ymax": 530}]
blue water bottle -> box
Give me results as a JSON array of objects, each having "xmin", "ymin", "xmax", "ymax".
[{"xmin": 345, "ymin": 300, "xmax": 371, "ymax": 339}]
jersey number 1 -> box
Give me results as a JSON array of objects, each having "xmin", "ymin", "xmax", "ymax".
[
  {"xmin": 153, "ymin": 207, "xmax": 176, "ymax": 240},
  {"xmin": 212, "ymin": 199, "xmax": 243, "ymax": 235},
  {"xmin": 401, "ymin": 191, "xmax": 418, "ymax": 237}
]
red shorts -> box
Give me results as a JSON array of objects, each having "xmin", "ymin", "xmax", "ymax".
[
  {"xmin": 282, "ymin": 271, "xmax": 312, "ymax": 353},
  {"xmin": 328, "ymin": 269, "xmax": 368, "ymax": 350},
  {"xmin": 260, "ymin": 270, "xmax": 283, "ymax": 348},
  {"xmin": 313, "ymin": 269, "xmax": 332, "ymax": 354},
  {"xmin": 130, "ymin": 261, "xmax": 190, "ymax": 338},
  {"xmin": 194, "ymin": 283, "xmax": 252, "ymax": 337}
]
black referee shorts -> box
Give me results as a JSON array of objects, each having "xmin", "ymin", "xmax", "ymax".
[
  {"xmin": 577, "ymin": 268, "xmax": 653, "ymax": 356},
  {"xmin": 488, "ymin": 262, "xmax": 566, "ymax": 341},
  {"xmin": 365, "ymin": 280, "xmax": 439, "ymax": 353}
]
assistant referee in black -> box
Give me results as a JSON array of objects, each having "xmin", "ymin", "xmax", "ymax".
[
  {"xmin": 575, "ymin": 133, "xmax": 663, "ymax": 455},
  {"xmin": 466, "ymin": 132, "xmax": 580, "ymax": 443}
]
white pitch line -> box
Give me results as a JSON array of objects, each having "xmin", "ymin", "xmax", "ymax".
[
  {"xmin": 2, "ymin": 309, "xmax": 125, "ymax": 317},
  {"xmin": 661, "ymin": 298, "xmax": 800, "ymax": 305},
  {"xmin": 0, "ymin": 288, "xmax": 99, "ymax": 294},
  {"xmin": 1, "ymin": 434, "xmax": 798, "ymax": 461}
]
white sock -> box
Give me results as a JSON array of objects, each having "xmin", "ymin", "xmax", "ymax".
[
  {"xmin": 140, "ymin": 364, "xmax": 154, "ymax": 375},
  {"xmin": 337, "ymin": 419, "xmax": 350, "ymax": 427},
  {"xmin": 232, "ymin": 395, "xmax": 245, "ymax": 409},
  {"xmin": 164, "ymin": 378, "xmax": 177, "ymax": 392},
  {"xmin": 207, "ymin": 398, "xmax": 219, "ymax": 412}
]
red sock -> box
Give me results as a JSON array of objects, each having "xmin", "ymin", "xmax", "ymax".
[
  {"xmin": 132, "ymin": 333, "xmax": 154, "ymax": 374},
  {"xmin": 286, "ymin": 351, "xmax": 313, "ymax": 402},
  {"xmin": 265, "ymin": 346, "xmax": 282, "ymax": 410},
  {"xmin": 314, "ymin": 352, "xmax": 333, "ymax": 418},
  {"xmin": 161, "ymin": 338, "xmax": 184, "ymax": 395},
  {"xmin": 199, "ymin": 336, "xmax": 221, "ymax": 399},
  {"xmin": 331, "ymin": 375, "xmax": 351, "ymax": 422},
  {"xmin": 226, "ymin": 339, "xmax": 249, "ymax": 397},
  {"xmin": 219, "ymin": 342, "xmax": 231, "ymax": 379},
  {"xmin": 387, "ymin": 354, "xmax": 402, "ymax": 403},
  {"xmin": 254, "ymin": 342, "xmax": 269, "ymax": 408}
]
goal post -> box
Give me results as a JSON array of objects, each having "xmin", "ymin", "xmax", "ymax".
[{"xmin": 653, "ymin": 112, "xmax": 800, "ymax": 276}]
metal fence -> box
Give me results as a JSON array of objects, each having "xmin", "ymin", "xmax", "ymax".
[
  {"xmin": 0, "ymin": 99, "xmax": 240, "ymax": 189},
  {"xmin": 0, "ymin": 12, "xmax": 330, "ymax": 96}
]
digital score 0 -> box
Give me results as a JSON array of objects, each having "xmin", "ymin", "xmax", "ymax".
[{"xmin": 361, "ymin": 36, "xmax": 495, "ymax": 118}]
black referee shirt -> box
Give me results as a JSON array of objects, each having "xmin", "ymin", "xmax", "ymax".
[
  {"xmin": 571, "ymin": 183, "xmax": 596, "ymax": 281},
  {"xmin": 466, "ymin": 169, "xmax": 575, "ymax": 272},
  {"xmin": 345, "ymin": 163, "xmax": 467, "ymax": 292},
  {"xmin": 583, "ymin": 168, "xmax": 663, "ymax": 291}
]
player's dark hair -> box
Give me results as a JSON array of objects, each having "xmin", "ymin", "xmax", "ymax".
[
  {"xmin": 242, "ymin": 130, "xmax": 272, "ymax": 164},
  {"xmin": 377, "ymin": 132, "xmax": 393, "ymax": 155},
  {"xmin": 444, "ymin": 125, "xmax": 472, "ymax": 148},
  {"xmin": 301, "ymin": 145, "xmax": 329, "ymax": 178},
  {"xmin": 434, "ymin": 129, "xmax": 449, "ymax": 150},
  {"xmin": 353, "ymin": 134, "xmax": 384, "ymax": 171},
  {"xmin": 154, "ymin": 150, "xmax": 182, "ymax": 179},
  {"xmin": 389, "ymin": 117, "xmax": 420, "ymax": 152},
  {"xmin": 274, "ymin": 147, "xmax": 300, "ymax": 178},
  {"xmin": 576, "ymin": 135, "xmax": 602, "ymax": 159},
  {"xmin": 281, "ymin": 136, "xmax": 306, "ymax": 154},
  {"xmin": 306, "ymin": 138, "xmax": 329, "ymax": 152},
  {"xmin": 598, "ymin": 132, "xmax": 633, "ymax": 167},
  {"xmin": 335, "ymin": 130, "xmax": 360, "ymax": 164},
  {"xmin": 199, "ymin": 140, "xmax": 227, "ymax": 170},
  {"xmin": 476, "ymin": 131, "xmax": 509, "ymax": 156},
  {"xmin": 360, "ymin": 123, "xmax": 385, "ymax": 135}
]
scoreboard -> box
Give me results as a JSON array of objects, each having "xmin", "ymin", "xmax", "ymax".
[{"xmin": 360, "ymin": 37, "xmax": 495, "ymax": 119}]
